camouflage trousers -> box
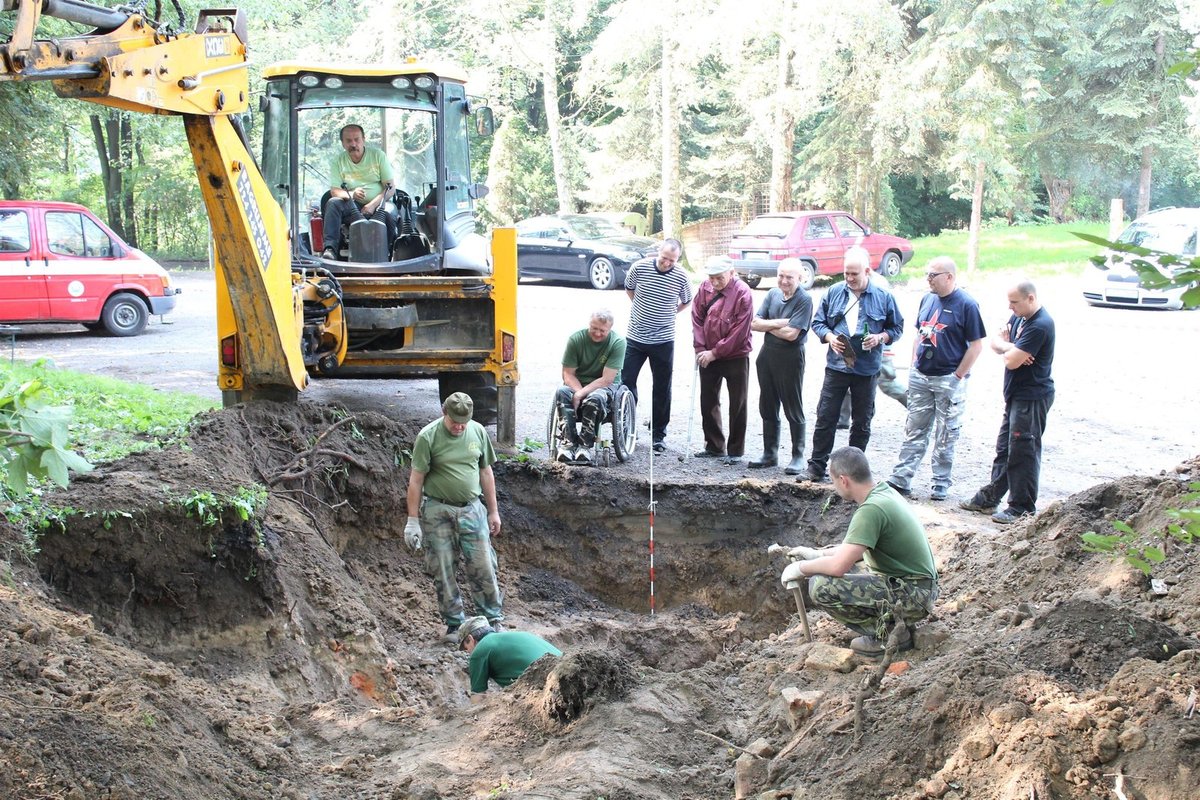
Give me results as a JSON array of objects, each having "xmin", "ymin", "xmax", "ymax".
[
  {"xmin": 806, "ymin": 570, "xmax": 938, "ymax": 638},
  {"xmin": 420, "ymin": 497, "xmax": 504, "ymax": 626}
]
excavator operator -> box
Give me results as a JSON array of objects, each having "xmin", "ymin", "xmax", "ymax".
[{"xmin": 321, "ymin": 123, "xmax": 396, "ymax": 259}]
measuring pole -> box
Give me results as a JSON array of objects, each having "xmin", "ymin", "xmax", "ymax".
[{"xmin": 647, "ymin": 378, "xmax": 656, "ymax": 615}]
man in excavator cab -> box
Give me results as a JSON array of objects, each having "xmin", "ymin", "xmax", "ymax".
[{"xmin": 320, "ymin": 123, "xmax": 396, "ymax": 261}]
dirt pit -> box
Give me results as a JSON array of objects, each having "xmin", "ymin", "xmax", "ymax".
[{"xmin": 1, "ymin": 402, "xmax": 1198, "ymax": 800}]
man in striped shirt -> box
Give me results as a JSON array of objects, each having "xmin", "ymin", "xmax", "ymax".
[{"xmin": 622, "ymin": 239, "xmax": 693, "ymax": 452}]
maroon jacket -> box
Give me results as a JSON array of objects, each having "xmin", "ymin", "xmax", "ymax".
[{"xmin": 692, "ymin": 276, "xmax": 754, "ymax": 360}]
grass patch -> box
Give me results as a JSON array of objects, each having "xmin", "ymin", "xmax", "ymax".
[
  {"xmin": 910, "ymin": 221, "xmax": 1108, "ymax": 278},
  {"xmin": 1, "ymin": 359, "xmax": 215, "ymax": 464}
]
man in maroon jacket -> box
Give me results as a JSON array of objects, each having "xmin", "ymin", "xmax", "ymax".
[{"xmin": 692, "ymin": 258, "xmax": 755, "ymax": 466}]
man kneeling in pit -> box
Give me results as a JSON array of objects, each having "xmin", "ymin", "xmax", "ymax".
[{"xmin": 779, "ymin": 446, "xmax": 939, "ymax": 656}]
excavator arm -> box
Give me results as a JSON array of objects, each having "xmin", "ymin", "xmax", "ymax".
[{"xmin": 1, "ymin": 0, "xmax": 315, "ymax": 400}]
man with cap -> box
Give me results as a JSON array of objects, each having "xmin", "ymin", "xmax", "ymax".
[
  {"xmin": 457, "ymin": 615, "xmax": 562, "ymax": 693},
  {"xmin": 405, "ymin": 393, "xmax": 504, "ymax": 642},
  {"xmin": 691, "ymin": 257, "xmax": 754, "ymax": 466}
]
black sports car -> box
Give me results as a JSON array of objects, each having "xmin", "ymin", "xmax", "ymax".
[{"xmin": 515, "ymin": 214, "xmax": 659, "ymax": 290}]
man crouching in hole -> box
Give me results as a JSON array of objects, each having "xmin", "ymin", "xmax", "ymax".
[
  {"xmin": 457, "ymin": 616, "xmax": 561, "ymax": 697},
  {"xmin": 780, "ymin": 446, "xmax": 939, "ymax": 657}
]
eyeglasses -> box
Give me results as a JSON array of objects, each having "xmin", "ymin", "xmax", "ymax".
[{"xmin": 926, "ymin": 271, "xmax": 949, "ymax": 279}]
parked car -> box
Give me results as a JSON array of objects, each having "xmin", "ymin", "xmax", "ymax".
[
  {"xmin": 516, "ymin": 214, "xmax": 659, "ymax": 290},
  {"xmin": 1082, "ymin": 207, "xmax": 1200, "ymax": 311},
  {"xmin": 727, "ymin": 211, "xmax": 914, "ymax": 289},
  {"xmin": 0, "ymin": 200, "xmax": 179, "ymax": 336}
]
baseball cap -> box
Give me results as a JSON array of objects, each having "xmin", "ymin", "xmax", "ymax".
[
  {"xmin": 456, "ymin": 615, "xmax": 491, "ymax": 646},
  {"xmin": 705, "ymin": 257, "xmax": 733, "ymax": 276},
  {"xmin": 443, "ymin": 392, "xmax": 474, "ymax": 423}
]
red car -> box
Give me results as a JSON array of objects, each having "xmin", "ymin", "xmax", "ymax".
[{"xmin": 727, "ymin": 210, "xmax": 914, "ymax": 289}]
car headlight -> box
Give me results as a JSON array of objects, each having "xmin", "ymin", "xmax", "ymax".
[{"xmin": 621, "ymin": 250, "xmax": 640, "ymax": 261}]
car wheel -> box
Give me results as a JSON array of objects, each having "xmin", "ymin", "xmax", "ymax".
[
  {"xmin": 880, "ymin": 251, "xmax": 902, "ymax": 278},
  {"xmin": 797, "ymin": 261, "xmax": 816, "ymax": 290},
  {"xmin": 588, "ymin": 257, "xmax": 618, "ymax": 290},
  {"xmin": 743, "ymin": 274, "xmax": 762, "ymax": 289},
  {"xmin": 100, "ymin": 292, "xmax": 149, "ymax": 336}
]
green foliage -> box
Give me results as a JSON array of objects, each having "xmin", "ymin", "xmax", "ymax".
[
  {"xmin": 2, "ymin": 360, "xmax": 215, "ymax": 464},
  {"xmin": 1, "ymin": 496, "xmax": 76, "ymax": 559},
  {"xmin": 0, "ymin": 375, "xmax": 93, "ymax": 495},
  {"xmin": 910, "ymin": 221, "xmax": 1107, "ymax": 278},
  {"xmin": 1074, "ymin": 232, "xmax": 1200, "ymax": 308},
  {"xmin": 890, "ymin": 175, "xmax": 972, "ymax": 239},
  {"xmin": 1081, "ymin": 484, "xmax": 1200, "ymax": 575},
  {"xmin": 179, "ymin": 485, "xmax": 267, "ymax": 528}
]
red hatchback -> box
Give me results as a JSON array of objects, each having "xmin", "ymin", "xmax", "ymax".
[{"xmin": 727, "ymin": 210, "xmax": 914, "ymax": 289}]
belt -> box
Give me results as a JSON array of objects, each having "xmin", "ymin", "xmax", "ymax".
[
  {"xmin": 889, "ymin": 575, "xmax": 937, "ymax": 588},
  {"xmin": 425, "ymin": 495, "xmax": 478, "ymax": 508}
]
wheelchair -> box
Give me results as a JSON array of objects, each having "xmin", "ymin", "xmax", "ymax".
[{"xmin": 546, "ymin": 384, "xmax": 637, "ymax": 466}]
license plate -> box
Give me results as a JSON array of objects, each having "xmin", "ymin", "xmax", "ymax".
[{"xmin": 742, "ymin": 251, "xmax": 769, "ymax": 259}]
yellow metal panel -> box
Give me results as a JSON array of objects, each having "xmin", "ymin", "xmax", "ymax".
[
  {"xmin": 490, "ymin": 227, "xmax": 520, "ymax": 387},
  {"xmin": 185, "ymin": 116, "xmax": 308, "ymax": 397}
]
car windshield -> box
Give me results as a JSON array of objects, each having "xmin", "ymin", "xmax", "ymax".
[
  {"xmin": 739, "ymin": 216, "xmax": 794, "ymax": 237},
  {"xmin": 564, "ymin": 217, "xmax": 627, "ymax": 239},
  {"xmin": 1118, "ymin": 221, "xmax": 1197, "ymax": 255}
]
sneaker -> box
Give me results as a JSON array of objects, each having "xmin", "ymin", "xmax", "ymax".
[
  {"xmin": 556, "ymin": 447, "xmax": 574, "ymax": 464},
  {"xmin": 850, "ymin": 625, "xmax": 912, "ymax": 657},
  {"xmin": 959, "ymin": 497, "xmax": 997, "ymax": 514},
  {"xmin": 321, "ymin": 247, "xmax": 337, "ymax": 260},
  {"xmin": 886, "ymin": 480, "xmax": 912, "ymax": 498},
  {"xmin": 991, "ymin": 508, "xmax": 1031, "ymax": 525},
  {"xmin": 574, "ymin": 446, "xmax": 594, "ymax": 465},
  {"xmin": 693, "ymin": 449, "xmax": 722, "ymax": 458},
  {"xmin": 929, "ymin": 486, "xmax": 948, "ymax": 501},
  {"xmin": 652, "ymin": 440, "xmax": 666, "ymax": 453}
]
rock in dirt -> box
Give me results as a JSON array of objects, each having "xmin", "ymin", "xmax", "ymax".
[
  {"xmin": 803, "ymin": 644, "xmax": 855, "ymax": 673},
  {"xmin": 734, "ymin": 751, "xmax": 768, "ymax": 799}
]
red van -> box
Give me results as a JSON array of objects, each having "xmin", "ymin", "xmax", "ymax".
[{"xmin": 0, "ymin": 200, "xmax": 179, "ymax": 336}]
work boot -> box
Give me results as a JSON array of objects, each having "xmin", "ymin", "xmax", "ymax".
[
  {"xmin": 850, "ymin": 624, "xmax": 912, "ymax": 657},
  {"xmin": 783, "ymin": 423, "xmax": 806, "ymax": 475},
  {"xmin": 442, "ymin": 624, "xmax": 461, "ymax": 645},
  {"xmin": 749, "ymin": 418, "xmax": 779, "ymax": 469}
]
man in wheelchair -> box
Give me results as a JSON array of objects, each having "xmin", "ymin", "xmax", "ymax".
[
  {"xmin": 555, "ymin": 310, "xmax": 627, "ymax": 465},
  {"xmin": 320, "ymin": 123, "xmax": 397, "ymax": 260}
]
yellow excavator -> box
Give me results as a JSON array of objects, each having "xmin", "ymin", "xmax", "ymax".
[{"xmin": 0, "ymin": 0, "xmax": 519, "ymax": 443}]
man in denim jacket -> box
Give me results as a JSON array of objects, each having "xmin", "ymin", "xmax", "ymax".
[{"xmin": 804, "ymin": 246, "xmax": 904, "ymax": 483}]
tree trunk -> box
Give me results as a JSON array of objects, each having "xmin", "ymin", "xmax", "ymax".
[
  {"xmin": 1137, "ymin": 146, "xmax": 1152, "ymax": 219},
  {"xmin": 660, "ymin": 15, "xmax": 681, "ymax": 238},
  {"xmin": 90, "ymin": 110, "xmax": 137, "ymax": 245},
  {"xmin": 967, "ymin": 159, "xmax": 984, "ymax": 274},
  {"xmin": 1041, "ymin": 173, "xmax": 1073, "ymax": 223},
  {"xmin": 768, "ymin": 34, "xmax": 794, "ymax": 214},
  {"xmin": 541, "ymin": 3, "xmax": 572, "ymax": 214}
]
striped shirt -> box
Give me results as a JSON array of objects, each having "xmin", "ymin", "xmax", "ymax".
[{"xmin": 624, "ymin": 257, "xmax": 692, "ymax": 345}]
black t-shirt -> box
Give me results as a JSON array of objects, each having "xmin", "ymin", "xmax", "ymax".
[{"xmin": 1003, "ymin": 307, "xmax": 1055, "ymax": 401}]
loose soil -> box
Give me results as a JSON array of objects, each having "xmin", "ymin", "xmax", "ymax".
[{"xmin": 2, "ymin": 401, "xmax": 1198, "ymax": 800}]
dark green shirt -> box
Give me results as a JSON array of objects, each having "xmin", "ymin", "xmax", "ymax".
[
  {"xmin": 843, "ymin": 483, "xmax": 938, "ymax": 580},
  {"xmin": 411, "ymin": 418, "xmax": 496, "ymax": 504},
  {"xmin": 469, "ymin": 631, "xmax": 562, "ymax": 693}
]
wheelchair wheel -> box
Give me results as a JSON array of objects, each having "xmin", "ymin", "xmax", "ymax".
[
  {"xmin": 611, "ymin": 385, "xmax": 637, "ymax": 462},
  {"xmin": 546, "ymin": 395, "xmax": 563, "ymax": 459}
]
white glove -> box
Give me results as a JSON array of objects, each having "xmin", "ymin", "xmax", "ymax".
[
  {"xmin": 404, "ymin": 517, "xmax": 423, "ymax": 551},
  {"xmin": 787, "ymin": 545, "xmax": 827, "ymax": 561},
  {"xmin": 780, "ymin": 561, "xmax": 806, "ymax": 588}
]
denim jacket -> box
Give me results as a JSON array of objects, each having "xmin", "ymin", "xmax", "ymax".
[{"xmin": 811, "ymin": 281, "xmax": 904, "ymax": 376}]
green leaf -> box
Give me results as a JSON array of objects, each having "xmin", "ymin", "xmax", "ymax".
[
  {"xmin": 1140, "ymin": 547, "xmax": 1166, "ymax": 564},
  {"xmin": 1111, "ymin": 520, "xmax": 1136, "ymax": 535}
]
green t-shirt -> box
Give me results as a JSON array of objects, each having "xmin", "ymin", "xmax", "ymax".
[
  {"xmin": 843, "ymin": 483, "xmax": 938, "ymax": 580},
  {"xmin": 469, "ymin": 631, "xmax": 562, "ymax": 693},
  {"xmin": 411, "ymin": 418, "xmax": 496, "ymax": 504},
  {"xmin": 562, "ymin": 329, "xmax": 626, "ymax": 386},
  {"xmin": 328, "ymin": 145, "xmax": 394, "ymax": 200}
]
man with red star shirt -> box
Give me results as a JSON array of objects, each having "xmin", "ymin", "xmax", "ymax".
[{"xmin": 886, "ymin": 257, "xmax": 986, "ymax": 501}]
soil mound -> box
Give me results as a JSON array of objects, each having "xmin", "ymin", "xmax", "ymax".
[{"xmin": 1, "ymin": 404, "xmax": 1197, "ymax": 799}]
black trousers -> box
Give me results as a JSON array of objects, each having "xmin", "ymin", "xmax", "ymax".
[
  {"xmin": 808, "ymin": 368, "xmax": 876, "ymax": 474},
  {"xmin": 974, "ymin": 394, "xmax": 1054, "ymax": 515},
  {"xmin": 756, "ymin": 345, "xmax": 806, "ymax": 438},
  {"xmin": 699, "ymin": 356, "xmax": 749, "ymax": 456},
  {"xmin": 622, "ymin": 339, "xmax": 674, "ymax": 443},
  {"xmin": 323, "ymin": 197, "xmax": 395, "ymax": 250}
]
